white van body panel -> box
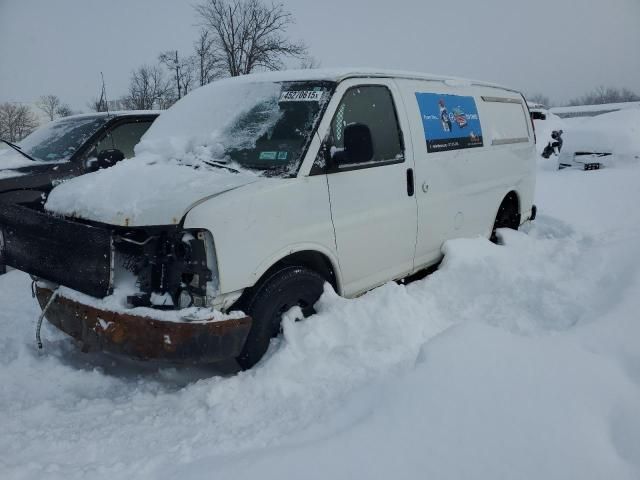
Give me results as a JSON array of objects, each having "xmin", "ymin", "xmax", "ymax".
[
  {"xmin": 182, "ymin": 70, "xmax": 535, "ymax": 306},
  {"xmin": 313, "ymin": 78, "xmax": 418, "ymax": 297},
  {"xmin": 183, "ymin": 175, "xmax": 341, "ymax": 296},
  {"xmin": 394, "ymin": 79, "xmax": 536, "ymax": 269}
]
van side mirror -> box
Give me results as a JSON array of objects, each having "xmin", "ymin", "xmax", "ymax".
[
  {"xmin": 335, "ymin": 123, "xmax": 373, "ymax": 165},
  {"xmin": 87, "ymin": 149, "xmax": 125, "ymax": 172}
]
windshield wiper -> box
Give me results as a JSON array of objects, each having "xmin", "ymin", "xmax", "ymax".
[
  {"xmin": 1, "ymin": 139, "xmax": 37, "ymax": 162},
  {"xmin": 202, "ymin": 160, "xmax": 240, "ymax": 173}
]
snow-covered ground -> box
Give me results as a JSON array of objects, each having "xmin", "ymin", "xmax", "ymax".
[{"xmin": 2, "ymin": 158, "xmax": 640, "ymax": 479}]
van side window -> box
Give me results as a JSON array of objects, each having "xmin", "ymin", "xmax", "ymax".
[
  {"xmin": 91, "ymin": 121, "xmax": 153, "ymax": 159},
  {"xmin": 330, "ymin": 86, "xmax": 403, "ymax": 165}
]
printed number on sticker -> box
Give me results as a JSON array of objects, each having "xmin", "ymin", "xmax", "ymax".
[{"xmin": 279, "ymin": 90, "xmax": 322, "ymax": 102}]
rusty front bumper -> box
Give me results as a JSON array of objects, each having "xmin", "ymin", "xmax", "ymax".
[{"xmin": 36, "ymin": 287, "xmax": 252, "ymax": 364}]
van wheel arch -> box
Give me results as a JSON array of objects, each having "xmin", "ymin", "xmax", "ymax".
[
  {"xmin": 234, "ymin": 250, "xmax": 339, "ymax": 310},
  {"xmin": 491, "ymin": 191, "xmax": 521, "ymax": 242}
]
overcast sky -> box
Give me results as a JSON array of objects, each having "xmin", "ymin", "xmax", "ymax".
[{"xmin": 1, "ymin": 0, "xmax": 639, "ymax": 110}]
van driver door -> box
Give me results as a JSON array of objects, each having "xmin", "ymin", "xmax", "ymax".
[{"xmin": 321, "ymin": 80, "xmax": 418, "ymax": 297}]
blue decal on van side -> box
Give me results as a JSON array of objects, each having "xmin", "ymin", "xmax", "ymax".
[{"xmin": 415, "ymin": 93, "xmax": 483, "ymax": 153}]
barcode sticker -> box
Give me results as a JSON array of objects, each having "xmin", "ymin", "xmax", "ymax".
[{"xmin": 279, "ymin": 90, "xmax": 323, "ymax": 102}]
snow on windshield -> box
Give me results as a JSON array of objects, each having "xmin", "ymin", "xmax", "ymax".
[
  {"xmin": 45, "ymin": 79, "xmax": 332, "ymax": 224},
  {"xmin": 135, "ymin": 79, "xmax": 332, "ymax": 176},
  {"xmin": 19, "ymin": 115, "xmax": 109, "ymax": 162}
]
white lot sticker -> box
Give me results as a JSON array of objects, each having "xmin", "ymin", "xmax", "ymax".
[{"xmin": 279, "ymin": 90, "xmax": 323, "ymax": 102}]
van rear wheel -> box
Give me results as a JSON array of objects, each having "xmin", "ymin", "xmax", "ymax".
[
  {"xmin": 491, "ymin": 194, "xmax": 520, "ymax": 243},
  {"xmin": 236, "ymin": 266, "xmax": 325, "ymax": 370}
]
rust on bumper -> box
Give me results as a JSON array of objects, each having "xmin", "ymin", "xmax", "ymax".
[{"xmin": 36, "ymin": 287, "xmax": 252, "ymax": 364}]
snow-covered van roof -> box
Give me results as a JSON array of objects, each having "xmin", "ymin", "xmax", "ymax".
[{"xmin": 209, "ymin": 68, "xmax": 519, "ymax": 93}]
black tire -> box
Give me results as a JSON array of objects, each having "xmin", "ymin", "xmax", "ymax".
[
  {"xmin": 491, "ymin": 197, "xmax": 519, "ymax": 243},
  {"xmin": 236, "ymin": 266, "xmax": 326, "ymax": 370}
]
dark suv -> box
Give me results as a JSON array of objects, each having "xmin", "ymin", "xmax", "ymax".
[{"xmin": 0, "ymin": 111, "xmax": 159, "ymax": 272}]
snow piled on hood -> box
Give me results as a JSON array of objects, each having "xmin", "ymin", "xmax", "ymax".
[
  {"xmin": 43, "ymin": 80, "xmax": 286, "ymax": 224},
  {"xmin": 45, "ymin": 157, "xmax": 257, "ymax": 225},
  {"xmin": 0, "ymin": 148, "xmax": 36, "ymax": 170},
  {"xmin": 0, "ymin": 169, "xmax": 24, "ymax": 180},
  {"xmin": 2, "ymin": 161, "xmax": 640, "ymax": 479}
]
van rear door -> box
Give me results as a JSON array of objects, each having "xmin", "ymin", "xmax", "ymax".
[{"xmin": 322, "ymin": 80, "xmax": 418, "ymax": 297}]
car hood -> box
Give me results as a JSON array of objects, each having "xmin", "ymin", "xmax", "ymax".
[
  {"xmin": 0, "ymin": 150, "xmax": 72, "ymax": 187},
  {"xmin": 0, "ymin": 149, "xmax": 34, "ymax": 169},
  {"xmin": 0, "ymin": 149, "xmax": 37, "ymax": 179},
  {"xmin": 45, "ymin": 159, "xmax": 260, "ymax": 226}
]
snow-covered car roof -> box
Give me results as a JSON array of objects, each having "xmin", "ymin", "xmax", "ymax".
[
  {"xmin": 61, "ymin": 110, "xmax": 161, "ymax": 121},
  {"xmin": 559, "ymin": 108, "xmax": 640, "ymax": 162},
  {"xmin": 213, "ymin": 68, "xmax": 519, "ymax": 93}
]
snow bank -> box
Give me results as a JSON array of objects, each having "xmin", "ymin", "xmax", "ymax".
[
  {"xmin": 189, "ymin": 321, "xmax": 638, "ymax": 480},
  {"xmin": 2, "ymin": 161, "xmax": 640, "ymax": 479},
  {"xmin": 559, "ymin": 108, "xmax": 640, "ymax": 166}
]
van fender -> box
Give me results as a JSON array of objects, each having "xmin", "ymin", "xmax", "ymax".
[
  {"xmin": 250, "ymin": 243, "xmax": 343, "ymax": 295},
  {"xmin": 489, "ymin": 188, "xmax": 521, "ymax": 232}
]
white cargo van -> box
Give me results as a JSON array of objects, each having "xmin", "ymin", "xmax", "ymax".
[{"xmin": 0, "ymin": 69, "xmax": 536, "ymax": 368}]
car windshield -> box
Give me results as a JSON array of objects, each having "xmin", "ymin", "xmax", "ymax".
[
  {"xmin": 19, "ymin": 115, "xmax": 109, "ymax": 162},
  {"xmin": 138, "ymin": 79, "xmax": 335, "ymax": 177}
]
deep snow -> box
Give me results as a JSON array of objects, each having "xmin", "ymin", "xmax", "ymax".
[
  {"xmin": 535, "ymin": 107, "xmax": 640, "ymax": 169},
  {"xmin": 1, "ymin": 160, "xmax": 640, "ymax": 479}
]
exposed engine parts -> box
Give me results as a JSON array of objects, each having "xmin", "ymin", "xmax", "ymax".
[{"xmin": 114, "ymin": 227, "xmax": 215, "ymax": 310}]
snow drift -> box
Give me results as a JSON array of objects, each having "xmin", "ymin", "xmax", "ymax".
[
  {"xmin": 2, "ymin": 160, "xmax": 640, "ymax": 479},
  {"xmin": 559, "ymin": 108, "xmax": 640, "ymax": 166}
]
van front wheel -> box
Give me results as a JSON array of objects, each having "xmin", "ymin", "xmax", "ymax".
[{"xmin": 236, "ymin": 266, "xmax": 325, "ymax": 370}]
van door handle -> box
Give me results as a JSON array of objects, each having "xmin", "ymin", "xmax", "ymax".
[{"xmin": 406, "ymin": 168, "xmax": 414, "ymax": 197}]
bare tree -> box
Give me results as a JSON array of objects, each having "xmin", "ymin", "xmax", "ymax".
[
  {"xmin": 0, "ymin": 103, "xmax": 39, "ymax": 142},
  {"xmin": 159, "ymin": 50, "xmax": 196, "ymax": 100},
  {"xmin": 568, "ymin": 86, "xmax": 640, "ymax": 106},
  {"xmin": 56, "ymin": 104, "xmax": 74, "ymax": 117},
  {"xmin": 194, "ymin": 29, "xmax": 224, "ymax": 86},
  {"xmin": 122, "ymin": 65, "xmax": 174, "ymax": 110},
  {"xmin": 37, "ymin": 94, "xmax": 61, "ymax": 121},
  {"xmin": 195, "ymin": 0, "xmax": 307, "ymax": 77}
]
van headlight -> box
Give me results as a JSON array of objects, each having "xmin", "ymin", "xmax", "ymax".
[{"xmin": 114, "ymin": 227, "xmax": 220, "ymax": 310}]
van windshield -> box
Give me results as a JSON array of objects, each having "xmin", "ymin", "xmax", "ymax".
[
  {"xmin": 138, "ymin": 80, "xmax": 335, "ymax": 177},
  {"xmin": 19, "ymin": 115, "xmax": 109, "ymax": 162}
]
